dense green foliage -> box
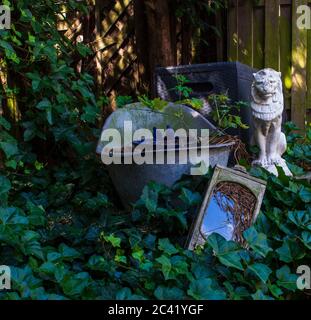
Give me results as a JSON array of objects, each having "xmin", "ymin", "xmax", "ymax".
[{"xmin": 0, "ymin": 0, "xmax": 310, "ymax": 300}]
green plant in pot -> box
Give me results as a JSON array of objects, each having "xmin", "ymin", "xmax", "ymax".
[{"xmin": 208, "ymin": 93, "xmax": 249, "ymax": 132}]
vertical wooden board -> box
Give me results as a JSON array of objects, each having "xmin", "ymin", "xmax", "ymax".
[
  {"xmin": 227, "ymin": 0, "xmax": 238, "ymax": 61},
  {"xmin": 291, "ymin": 0, "xmax": 307, "ymax": 129},
  {"xmin": 176, "ymin": 19, "xmax": 182, "ymax": 65},
  {"xmin": 237, "ymin": 0, "xmax": 253, "ymax": 66},
  {"xmin": 181, "ymin": 18, "xmax": 192, "ymax": 65},
  {"xmin": 280, "ymin": 3, "xmax": 292, "ymax": 110},
  {"xmin": 215, "ymin": 10, "xmax": 225, "ymax": 61},
  {"xmin": 307, "ymin": 6, "xmax": 311, "ymax": 111},
  {"xmin": 253, "ymin": 4, "xmax": 265, "ymax": 69},
  {"xmin": 95, "ymin": 0, "xmax": 103, "ymax": 91},
  {"xmin": 134, "ymin": 0, "xmax": 150, "ymax": 92},
  {"xmin": 265, "ymin": 0, "xmax": 280, "ymax": 70}
]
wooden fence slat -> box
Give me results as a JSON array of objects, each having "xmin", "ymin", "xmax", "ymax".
[
  {"xmin": 237, "ymin": 0, "xmax": 253, "ymax": 66},
  {"xmin": 253, "ymin": 4, "xmax": 265, "ymax": 69},
  {"xmin": 307, "ymin": 16, "xmax": 311, "ymax": 110},
  {"xmin": 228, "ymin": 0, "xmax": 238, "ymax": 61},
  {"xmin": 94, "ymin": 0, "xmax": 103, "ymax": 94},
  {"xmin": 215, "ymin": 10, "xmax": 225, "ymax": 61},
  {"xmin": 227, "ymin": 0, "xmax": 309, "ymax": 127},
  {"xmin": 265, "ymin": 0, "xmax": 280, "ymax": 70},
  {"xmin": 280, "ymin": 3, "xmax": 293, "ymax": 110},
  {"xmin": 291, "ymin": 0, "xmax": 307, "ymax": 129}
]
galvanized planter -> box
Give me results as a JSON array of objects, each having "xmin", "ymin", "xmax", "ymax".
[
  {"xmin": 97, "ymin": 103, "xmax": 234, "ymax": 208},
  {"xmin": 106, "ymin": 143, "xmax": 234, "ymax": 208}
]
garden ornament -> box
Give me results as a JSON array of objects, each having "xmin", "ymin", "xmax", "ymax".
[{"xmin": 251, "ymin": 68, "xmax": 292, "ymax": 176}]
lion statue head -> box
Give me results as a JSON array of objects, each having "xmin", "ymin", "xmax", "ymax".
[{"xmin": 251, "ymin": 68, "xmax": 284, "ymax": 121}]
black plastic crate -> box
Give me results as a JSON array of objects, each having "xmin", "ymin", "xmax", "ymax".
[{"xmin": 154, "ymin": 61, "xmax": 256, "ymax": 145}]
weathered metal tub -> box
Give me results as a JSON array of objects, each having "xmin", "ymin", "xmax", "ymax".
[{"xmin": 97, "ymin": 103, "xmax": 234, "ymax": 208}]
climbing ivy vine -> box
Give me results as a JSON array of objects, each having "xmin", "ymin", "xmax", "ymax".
[{"xmin": 0, "ymin": 0, "xmax": 310, "ymax": 300}]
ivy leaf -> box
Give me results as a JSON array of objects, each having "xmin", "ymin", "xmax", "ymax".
[
  {"xmin": 276, "ymin": 266, "xmax": 298, "ymax": 291},
  {"xmin": 20, "ymin": 230, "xmax": 44, "ymax": 260},
  {"xmin": 58, "ymin": 244, "xmax": 81, "ymax": 261},
  {"xmin": 179, "ymin": 188, "xmax": 202, "ymax": 206},
  {"xmin": 47, "ymin": 252, "xmax": 62, "ymax": 262},
  {"xmin": 23, "ymin": 127, "xmax": 36, "ymax": 142},
  {"xmin": 0, "ymin": 116, "xmax": 11, "ymax": 130},
  {"xmin": 300, "ymin": 231, "xmax": 311, "ymax": 249},
  {"xmin": 36, "ymin": 98, "xmax": 51, "ymax": 110},
  {"xmin": 116, "ymin": 288, "xmax": 133, "ymax": 300},
  {"xmin": 5, "ymin": 160, "xmax": 17, "ymax": 169},
  {"xmin": 251, "ymin": 290, "xmax": 274, "ymax": 300},
  {"xmin": 248, "ymin": 263, "xmax": 272, "ymax": 283},
  {"xmin": 27, "ymin": 203, "xmax": 46, "ymax": 226},
  {"xmin": 0, "ymin": 175, "xmax": 11, "ymax": 196},
  {"xmin": 288, "ymin": 211, "xmax": 310, "ymax": 229},
  {"xmin": 154, "ymin": 286, "xmax": 185, "ymax": 300},
  {"xmin": 143, "ymin": 234, "xmax": 156, "ymax": 250},
  {"xmin": 38, "ymin": 262, "xmax": 56, "ymax": 276},
  {"xmin": 115, "ymin": 251, "xmax": 127, "ymax": 264},
  {"xmin": 276, "ymin": 239, "xmax": 305, "ymax": 263},
  {"xmin": 36, "ymin": 98, "xmax": 53, "ymax": 124},
  {"xmin": 243, "ymin": 227, "xmax": 272, "ymax": 257},
  {"xmin": 207, "ymin": 233, "xmax": 244, "ymax": 271},
  {"xmin": 87, "ymin": 255, "xmax": 107, "ymax": 271},
  {"xmin": 219, "ymin": 252, "xmax": 244, "ymax": 271},
  {"xmin": 0, "ymin": 40, "xmax": 20, "ymax": 63},
  {"xmin": 191, "ymin": 263, "xmax": 215, "ymax": 280},
  {"xmin": 61, "ymin": 272, "xmax": 89, "ymax": 297},
  {"xmin": 32, "ymin": 79, "xmax": 40, "ymax": 91},
  {"xmin": 188, "ymin": 278, "xmax": 226, "ymax": 300},
  {"xmin": 132, "ymin": 248, "xmax": 144, "ymax": 263},
  {"xmin": 158, "ymin": 238, "xmax": 178, "ymax": 255},
  {"xmin": 268, "ymin": 284, "xmax": 283, "ymax": 299},
  {"xmin": 103, "ymin": 234, "xmax": 121, "ymax": 248},
  {"xmin": 141, "ymin": 185, "xmax": 158, "ymax": 212},
  {"xmin": 20, "ymin": 9, "xmax": 33, "ymax": 21},
  {"xmin": 0, "ymin": 142, "xmax": 18, "ymax": 158},
  {"xmin": 287, "ymin": 162, "xmax": 304, "ymax": 176},
  {"xmin": 171, "ymin": 255, "xmax": 189, "ymax": 276},
  {"xmin": 116, "ymin": 96, "xmax": 133, "ymax": 108},
  {"xmin": 0, "ymin": 207, "xmax": 27, "ymax": 225},
  {"xmin": 10, "ymin": 266, "xmax": 42, "ymax": 296},
  {"xmin": 156, "ymin": 255, "xmax": 171, "ymax": 280},
  {"xmin": 81, "ymin": 105, "xmax": 99, "ymax": 124},
  {"xmin": 299, "ymin": 187, "xmax": 311, "ymax": 203}
]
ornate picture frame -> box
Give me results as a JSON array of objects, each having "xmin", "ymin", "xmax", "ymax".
[{"xmin": 187, "ymin": 165, "xmax": 267, "ymax": 250}]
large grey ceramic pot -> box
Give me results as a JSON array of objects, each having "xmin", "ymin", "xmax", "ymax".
[{"xmin": 97, "ymin": 103, "xmax": 234, "ymax": 208}]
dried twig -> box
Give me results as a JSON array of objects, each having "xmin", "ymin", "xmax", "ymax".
[{"xmin": 214, "ymin": 182, "xmax": 256, "ymax": 246}]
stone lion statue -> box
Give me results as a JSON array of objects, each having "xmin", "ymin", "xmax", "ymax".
[{"xmin": 251, "ymin": 68, "xmax": 292, "ymax": 176}]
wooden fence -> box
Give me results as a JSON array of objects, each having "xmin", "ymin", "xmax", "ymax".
[
  {"xmin": 58, "ymin": 0, "xmax": 139, "ymax": 101},
  {"xmin": 60, "ymin": 0, "xmax": 310, "ymax": 128},
  {"xmin": 227, "ymin": 0, "xmax": 310, "ymax": 128},
  {"xmin": 59, "ymin": 1, "xmax": 222, "ymax": 104}
]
